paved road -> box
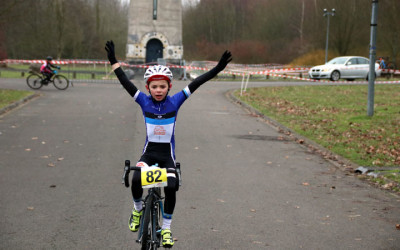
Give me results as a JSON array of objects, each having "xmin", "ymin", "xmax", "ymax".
[{"xmin": 1, "ymin": 78, "xmax": 399, "ymax": 250}]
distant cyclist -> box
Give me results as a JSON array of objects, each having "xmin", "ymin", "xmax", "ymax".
[
  {"xmin": 40, "ymin": 56, "xmax": 60, "ymax": 83},
  {"xmin": 105, "ymin": 40, "xmax": 232, "ymax": 248},
  {"xmin": 379, "ymin": 57, "xmax": 387, "ymax": 69}
]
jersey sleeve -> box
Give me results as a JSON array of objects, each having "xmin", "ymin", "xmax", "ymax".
[
  {"xmin": 187, "ymin": 66, "xmax": 220, "ymax": 94},
  {"xmin": 134, "ymin": 91, "xmax": 148, "ymax": 106},
  {"xmin": 114, "ymin": 67, "xmax": 139, "ymax": 97},
  {"xmin": 173, "ymin": 66, "xmax": 220, "ymax": 108},
  {"xmin": 172, "ymin": 86, "xmax": 191, "ymax": 108}
]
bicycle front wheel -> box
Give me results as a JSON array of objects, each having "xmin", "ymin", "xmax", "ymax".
[
  {"xmin": 53, "ymin": 75, "xmax": 69, "ymax": 90},
  {"xmin": 141, "ymin": 195, "xmax": 153, "ymax": 250},
  {"xmin": 26, "ymin": 74, "xmax": 43, "ymax": 89}
]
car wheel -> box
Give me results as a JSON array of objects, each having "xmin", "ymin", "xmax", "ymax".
[{"xmin": 330, "ymin": 71, "xmax": 340, "ymax": 81}]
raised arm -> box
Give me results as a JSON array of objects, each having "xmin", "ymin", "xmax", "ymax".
[
  {"xmin": 187, "ymin": 51, "xmax": 232, "ymax": 93},
  {"xmin": 105, "ymin": 40, "xmax": 138, "ymax": 97}
]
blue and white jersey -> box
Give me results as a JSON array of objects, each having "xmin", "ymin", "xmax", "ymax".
[
  {"xmin": 133, "ymin": 86, "xmax": 192, "ymax": 158},
  {"xmin": 113, "ymin": 62, "xmax": 227, "ymax": 162}
]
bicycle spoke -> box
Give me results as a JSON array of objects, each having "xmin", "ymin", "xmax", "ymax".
[
  {"xmin": 26, "ymin": 74, "xmax": 43, "ymax": 90},
  {"xmin": 53, "ymin": 75, "xmax": 69, "ymax": 90}
]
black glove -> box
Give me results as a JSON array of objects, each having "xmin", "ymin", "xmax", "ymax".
[
  {"xmin": 105, "ymin": 40, "xmax": 118, "ymax": 65},
  {"xmin": 215, "ymin": 50, "xmax": 232, "ymax": 71}
]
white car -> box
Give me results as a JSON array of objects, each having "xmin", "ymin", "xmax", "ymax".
[{"xmin": 308, "ymin": 56, "xmax": 381, "ymax": 81}]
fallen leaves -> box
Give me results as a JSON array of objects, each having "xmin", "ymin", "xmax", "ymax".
[
  {"xmin": 24, "ymin": 136, "xmax": 70, "ymax": 167},
  {"xmin": 240, "ymin": 86, "xmax": 400, "ymax": 168},
  {"xmin": 47, "ymin": 157, "xmax": 64, "ymax": 167},
  {"xmin": 382, "ymin": 182, "xmax": 396, "ymax": 190}
]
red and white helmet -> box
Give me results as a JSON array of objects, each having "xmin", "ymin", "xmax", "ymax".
[{"xmin": 144, "ymin": 65, "xmax": 173, "ymax": 84}]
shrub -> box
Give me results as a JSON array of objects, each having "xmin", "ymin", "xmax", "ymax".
[{"xmin": 290, "ymin": 49, "xmax": 339, "ymax": 66}]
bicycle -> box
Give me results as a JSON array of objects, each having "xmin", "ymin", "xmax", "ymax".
[
  {"xmin": 26, "ymin": 70, "xmax": 69, "ymax": 90},
  {"xmin": 123, "ymin": 160, "xmax": 182, "ymax": 250}
]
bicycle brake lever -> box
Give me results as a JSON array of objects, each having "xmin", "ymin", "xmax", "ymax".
[{"xmin": 123, "ymin": 160, "xmax": 131, "ymax": 188}]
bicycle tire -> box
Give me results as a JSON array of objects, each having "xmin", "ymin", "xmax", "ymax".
[
  {"xmin": 26, "ymin": 74, "xmax": 43, "ymax": 89},
  {"xmin": 154, "ymin": 188, "xmax": 162, "ymax": 249},
  {"xmin": 52, "ymin": 75, "xmax": 69, "ymax": 90},
  {"xmin": 152, "ymin": 201, "xmax": 160, "ymax": 249},
  {"xmin": 141, "ymin": 195, "xmax": 153, "ymax": 250}
]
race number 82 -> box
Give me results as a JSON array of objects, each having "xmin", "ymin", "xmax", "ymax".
[{"xmin": 141, "ymin": 167, "xmax": 167, "ymax": 187}]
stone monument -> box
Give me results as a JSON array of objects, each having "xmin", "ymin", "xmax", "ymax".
[{"xmin": 126, "ymin": 0, "xmax": 183, "ymax": 64}]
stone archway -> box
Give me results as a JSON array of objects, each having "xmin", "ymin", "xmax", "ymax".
[{"xmin": 145, "ymin": 38, "xmax": 163, "ymax": 63}]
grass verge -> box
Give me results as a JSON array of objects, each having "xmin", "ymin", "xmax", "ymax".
[
  {"xmin": 235, "ymin": 84, "xmax": 400, "ymax": 192},
  {"xmin": 0, "ymin": 89, "xmax": 33, "ymax": 110}
]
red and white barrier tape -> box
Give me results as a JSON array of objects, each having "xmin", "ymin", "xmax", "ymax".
[
  {"xmin": 381, "ymin": 69, "xmax": 400, "ymax": 74},
  {"xmin": 1, "ymin": 59, "xmax": 399, "ymax": 83}
]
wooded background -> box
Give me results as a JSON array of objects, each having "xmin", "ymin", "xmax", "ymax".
[{"xmin": 0, "ymin": 0, "xmax": 399, "ymax": 65}]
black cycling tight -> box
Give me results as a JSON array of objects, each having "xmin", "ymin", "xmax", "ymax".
[{"xmin": 131, "ymin": 171, "xmax": 177, "ymax": 215}]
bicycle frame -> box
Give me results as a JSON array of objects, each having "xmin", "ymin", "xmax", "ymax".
[
  {"xmin": 26, "ymin": 71, "xmax": 70, "ymax": 90},
  {"xmin": 123, "ymin": 160, "xmax": 181, "ymax": 249}
]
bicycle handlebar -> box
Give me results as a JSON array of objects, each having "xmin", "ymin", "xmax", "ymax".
[{"xmin": 123, "ymin": 160, "xmax": 181, "ymax": 188}]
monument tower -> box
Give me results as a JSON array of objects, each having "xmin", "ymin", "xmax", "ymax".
[{"xmin": 126, "ymin": 0, "xmax": 183, "ymax": 64}]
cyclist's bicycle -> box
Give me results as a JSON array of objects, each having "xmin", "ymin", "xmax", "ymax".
[
  {"xmin": 123, "ymin": 160, "xmax": 182, "ymax": 250},
  {"xmin": 377, "ymin": 56, "xmax": 397, "ymax": 72},
  {"xmin": 26, "ymin": 70, "xmax": 69, "ymax": 90}
]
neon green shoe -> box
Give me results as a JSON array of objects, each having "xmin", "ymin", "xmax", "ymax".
[
  {"xmin": 128, "ymin": 208, "xmax": 142, "ymax": 232},
  {"xmin": 161, "ymin": 229, "xmax": 174, "ymax": 248}
]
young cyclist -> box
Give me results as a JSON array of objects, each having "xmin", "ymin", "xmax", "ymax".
[
  {"xmin": 105, "ymin": 40, "xmax": 232, "ymax": 248},
  {"xmin": 40, "ymin": 56, "xmax": 60, "ymax": 83},
  {"xmin": 379, "ymin": 57, "xmax": 387, "ymax": 69}
]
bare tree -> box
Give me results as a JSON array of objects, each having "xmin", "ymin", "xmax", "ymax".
[{"xmin": 1, "ymin": 0, "xmax": 128, "ymax": 59}]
